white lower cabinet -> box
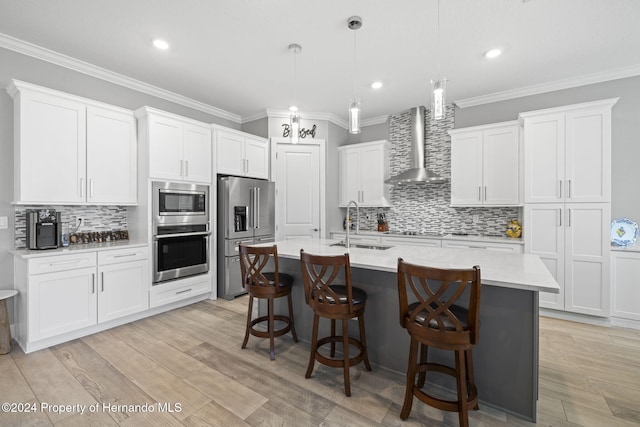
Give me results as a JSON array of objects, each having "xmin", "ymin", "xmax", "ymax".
[
  {"xmin": 149, "ymin": 274, "xmax": 212, "ymax": 308},
  {"xmin": 15, "ymin": 247, "xmax": 150, "ymax": 351},
  {"xmin": 330, "ymin": 232, "xmax": 381, "ymax": 244},
  {"xmin": 30, "ymin": 266, "xmax": 98, "ymax": 341},
  {"xmin": 611, "ymin": 250, "xmax": 640, "ymax": 322},
  {"xmin": 442, "ymin": 239, "xmax": 523, "ymax": 253},
  {"xmin": 525, "ymin": 203, "xmax": 610, "ymax": 316},
  {"xmin": 381, "ymin": 236, "xmax": 442, "ymax": 248}
]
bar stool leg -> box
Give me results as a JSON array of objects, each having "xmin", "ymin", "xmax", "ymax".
[
  {"xmin": 330, "ymin": 319, "xmax": 336, "ymax": 357},
  {"xmin": 287, "ymin": 293, "xmax": 298, "ymax": 342},
  {"xmin": 305, "ymin": 314, "xmax": 319, "ymax": 378},
  {"xmin": 455, "ymin": 350, "xmax": 469, "ymax": 427},
  {"xmin": 357, "ymin": 315, "xmax": 372, "ymax": 371},
  {"xmin": 268, "ymin": 298, "xmax": 275, "ymax": 361},
  {"xmin": 0, "ymin": 300, "xmax": 11, "ymax": 355},
  {"xmin": 242, "ymin": 295, "xmax": 253, "ymax": 349},
  {"xmin": 342, "ymin": 319, "xmax": 351, "ymax": 396},
  {"xmin": 417, "ymin": 343, "xmax": 428, "ymax": 388},
  {"xmin": 401, "ymin": 337, "xmax": 419, "ymax": 420},
  {"xmin": 466, "ymin": 349, "xmax": 479, "ymax": 410}
]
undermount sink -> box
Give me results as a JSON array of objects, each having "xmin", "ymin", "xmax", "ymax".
[{"xmin": 331, "ymin": 241, "xmax": 393, "ymax": 250}]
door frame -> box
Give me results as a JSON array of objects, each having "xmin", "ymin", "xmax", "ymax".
[{"xmin": 270, "ymin": 137, "xmax": 326, "ymax": 239}]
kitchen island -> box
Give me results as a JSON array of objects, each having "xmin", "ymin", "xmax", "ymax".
[{"xmin": 260, "ymin": 238, "xmax": 559, "ymax": 422}]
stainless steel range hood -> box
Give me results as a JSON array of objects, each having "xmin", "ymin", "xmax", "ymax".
[{"xmin": 385, "ymin": 106, "xmax": 445, "ymax": 184}]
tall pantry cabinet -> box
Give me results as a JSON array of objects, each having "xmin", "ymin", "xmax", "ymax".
[{"xmin": 521, "ymin": 98, "xmax": 618, "ymax": 317}]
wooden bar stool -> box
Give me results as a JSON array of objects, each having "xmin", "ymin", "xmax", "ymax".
[
  {"xmin": 239, "ymin": 244, "xmax": 298, "ymax": 360},
  {"xmin": 396, "ymin": 258, "xmax": 481, "ymax": 427},
  {"xmin": 299, "ymin": 250, "xmax": 372, "ymax": 396},
  {"xmin": 0, "ymin": 290, "xmax": 18, "ymax": 354}
]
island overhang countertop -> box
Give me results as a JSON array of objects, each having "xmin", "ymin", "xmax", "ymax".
[{"xmin": 270, "ymin": 238, "xmax": 559, "ymax": 294}]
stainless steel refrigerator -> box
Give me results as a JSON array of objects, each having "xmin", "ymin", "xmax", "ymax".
[{"xmin": 217, "ymin": 176, "xmax": 276, "ymax": 299}]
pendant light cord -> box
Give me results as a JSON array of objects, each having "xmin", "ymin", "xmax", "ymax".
[
  {"xmin": 353, "ymin": 29, "xmax": 357, "ymax": 98},
  {"xmin": 437, "ymin": 0, "xmax": 441, "ymax": 79}
]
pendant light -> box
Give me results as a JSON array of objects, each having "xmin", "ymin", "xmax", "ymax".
[
  {"xmin": 348, "ymin": 16, "xmax": 362, "ymax": 134},
  {"xmin": 431, "ymin": 0, "xmax": 446, "ymax": 120},
  {"xmin": 289, "ymin": 43, "xmax": 302, "ymax": 143}
]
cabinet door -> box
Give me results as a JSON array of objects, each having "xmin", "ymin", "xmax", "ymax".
[
  {"xmin": 86, "ymin": 106, "xmax": 137, "ymax": 204},
  {"xmin": 565, "ymin": 107, "xmax": 611, "ymax": 203},
  {"xmin": 29, "ymin": 267, "xmax": 97, "ymax": 341},
  {"xmin": 339, "ymin": 148, "xmax": 361, "ymax": 206},
  {"xmin": 98, "ymin": 260, "xmax": 149, "ymax": 323},
  {"xmin": 524, "ymin": 204, "xmax": 565, "ymax": 310},
  {"xmin": 523, "ymin": 114, "xmax": 565, "ymax": 203},
  {"xmin": 483, "ymin": 126, "xmax": 520, "ymax": 205},
  {"xmin": 216, "ymin": 131, "xmax": 246, "ymax": 176},
  {"xmin": 564, "ymin": 204, "xmax": 610, "ymax": 316},
  {"xmin": 450, "ymin": 131, "xmax": 483, "ymax": 206},
  {"xmin": 611, "ymin": 252, "xmax": 640, "ymax": 321},
  {"xmin": 183, "ymin": 123, "xmax": 212, "ymax": 183},
  {"xmin": 18, "ymin": 91, "xmax": 86, "ymax": 204},
  {"xmin": 149, "ymin": 115, "xmax": 184, "ymax": 180},
  {"xmin": 360, "ymin": 144, "xmax": 387, "ymax": 206},
  {"xmin": 245, "ymin": 136, "xmax": 269, "ymax": 179}
]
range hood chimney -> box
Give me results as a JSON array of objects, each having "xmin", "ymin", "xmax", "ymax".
[{"xmin": 385, "ymin": 106, "xmax": 445, "ymax": 184}]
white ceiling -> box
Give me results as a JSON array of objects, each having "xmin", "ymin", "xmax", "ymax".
[{"xmin": 1, "ymin": 0, "xmax": 639, "ymax": 123}]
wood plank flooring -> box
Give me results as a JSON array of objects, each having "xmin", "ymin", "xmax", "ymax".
[{"xmin": 1, "ymin": 296, "xmax": 639, "ymax": 426}]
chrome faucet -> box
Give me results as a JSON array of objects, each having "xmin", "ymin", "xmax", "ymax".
[{"xmin": 345, "ymin": 200, "xmax": 360, "ymax": 248}]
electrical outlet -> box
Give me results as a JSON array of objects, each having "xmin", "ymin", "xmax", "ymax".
[
  {"xmin": 0, "ymin": 216, "xmax": 8, "ymax": 229},
  {"xmin": 472, "ymin": 214, "xmax": 480, "ymax": 223},
  {"xmin": 76, "ymin": 217, "xmax": 83, "ymax": 228}
]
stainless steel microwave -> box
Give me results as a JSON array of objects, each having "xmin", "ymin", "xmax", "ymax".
[{"xmin": 152, "ymin": 181, "xmax": 209, "ymax": 228}]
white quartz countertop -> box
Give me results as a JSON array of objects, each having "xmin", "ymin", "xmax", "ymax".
[
  {"xmin": 12, "ymin": 241, "xmax": 148, "ymax": 259},
  {"xmin": 269, "ymin": 238, "xmax": 559, "ymax": 294}
]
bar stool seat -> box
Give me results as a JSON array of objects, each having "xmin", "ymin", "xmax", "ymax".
[
  {"xmin": 397, "ymin": 258, "xmax": 482, "ymax": 427},
  {"xmin": 300, "ymin": 250, "xmax": 372, "ymax": 396},
  {"xmin": 239, "ymin": 244, "xmax": 298, "ymax": 361}
]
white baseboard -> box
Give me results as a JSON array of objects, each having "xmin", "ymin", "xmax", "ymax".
[
  {"xmin": 540, "ymin": 308, "xmax": 611, "ymax": 327},
  {"xmin": 610, "ymin": 317, "xmax": 640, "ymax": 330}
]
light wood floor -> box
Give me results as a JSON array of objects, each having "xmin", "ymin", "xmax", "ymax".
[{"xmin": 1, "ymin": 296, "xmax": 639, "ymax": 426}]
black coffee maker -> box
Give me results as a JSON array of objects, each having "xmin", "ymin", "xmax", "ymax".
[{"xmin": 26, "ymin": 209, "xmax": 61, "ymax": 250}]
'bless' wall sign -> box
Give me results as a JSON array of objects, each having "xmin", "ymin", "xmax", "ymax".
[{"xmin": 282, "ymin": 123, "xmax": 317, "ymax": 139}]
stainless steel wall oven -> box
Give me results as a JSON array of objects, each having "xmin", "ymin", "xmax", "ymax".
[{"xmin": 152, "ymin": 181, "xmax": 210, "ymax": 284}]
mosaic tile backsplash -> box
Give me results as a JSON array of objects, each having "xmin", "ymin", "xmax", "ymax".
[
  {"xmin": 14, "ymin": 205, "xmax": 128, "ymax": 248},
  {"xmin": 351, "ymin": 105, "xmax": 520, "ymax": 236}
]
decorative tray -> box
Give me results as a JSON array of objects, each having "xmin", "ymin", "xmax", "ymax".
[{"xmin": 611, "ymin": 218, "xmax": 639, "ymax": 246}]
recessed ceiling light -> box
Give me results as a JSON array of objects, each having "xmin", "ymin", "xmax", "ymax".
[
  {"xmin": 485, "ymin": 48, "xmax": 502, "ymax": 59},
  {"xmin": 371, "ymin": 81, "xmax": 383, "ymax": 89},
  {"xmin": 289, "ymin": 105, "xmax": 298, "ymax": 112},
  {"xmin": 152, "ymin": 39, "xmax": 170, "ymax": 50}
]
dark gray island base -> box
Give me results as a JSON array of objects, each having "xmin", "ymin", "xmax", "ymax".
[{"xmin": 256, "ymin": 239, "xmax": 559, "ymax": 422}]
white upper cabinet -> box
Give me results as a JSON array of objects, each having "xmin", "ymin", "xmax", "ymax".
[
  {"xmin": 338, "ymin": 140, "xmax": 390, "ymax": 207},
  {"xmin": 214, "ymin": 128, "xmax": 269, "ymax": 179},
  {"xmin": 7, "ymin": 80, "xmax": 137, "ymax": 205},
  {"xmin": 86, "ymin": 106, "xmax": 137, "ymax": 204},
  {"xmin": 449, "ymin": 121, "xmax": 521, "ymax": 206},
  {"xmin": 520, "ymin": 99, "xmax": 617, "ymax": 203},
  {"xmin": 138, "ymin": 107, "xmax": 212, "ymax": 183}
]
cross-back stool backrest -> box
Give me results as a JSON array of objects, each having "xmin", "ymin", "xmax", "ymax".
[
  {"xmin": 299, "ymin": 249, "xmax": 354, "ymax": 315},
  {"xmin": 239, "ymin": 244, "xmax": 279, "ymax": 295},
  {"xmin": 397, "ymin": 258, "xmax": 481, "ymax": 349}
]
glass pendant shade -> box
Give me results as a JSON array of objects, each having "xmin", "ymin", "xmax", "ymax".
[
  {"xmin": 431, "ymin": 78, "xmax": 446, "ymax": 120},
  {"xmin": 290, "ymin": 110, "xmax": 300, "ymax": 144},
  {"xmin": 349, "ymin": 98, "xmax": 361, "ymax": 134}
]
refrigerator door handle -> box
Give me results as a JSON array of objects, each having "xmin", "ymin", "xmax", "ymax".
[{"xmin": 256, "ymin": 187, "xmax": 261, "ymax": 229}]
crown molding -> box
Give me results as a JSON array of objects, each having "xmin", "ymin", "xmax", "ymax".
[
  {"xmin": 455, "ymin": 63, "xmax": 640, "ymax": 108},
  {"xmin": 0, "ymin": 32, "xmax": 242, "ymax": 123},
  {"xmin": 362, "ymin": 115, "xmax": 389, "ymax": 127}
]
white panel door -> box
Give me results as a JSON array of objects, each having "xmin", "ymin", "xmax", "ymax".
[
  {"xmin": 524, "ymin": 204, "xmax": 565, "ymax": 309},
  {"xmin": 450, "ymin": 131, "xmax": 483, "ymax": 205},
  {"xmin": 149, "ymin": 115, "xmax": 183, "ymax": 180},
  {"xmin": 86, "ymin": 106, "xmax": 137, "ymax": 204},
  {"xmin": 523, "ymin": 113, "xmax": 565, "ymax": 203},
  {"xmin": 483, "ymin": 125, "xmax": 520, "ymax": 205},
  {"xmin": 564, "ymin": 203, "xmax": 610, "ymax": 316},
  {"xmin": 274, "ymin": 143, "xmax": 321, "ymax": 240},
  {"xmin": 19, "ymin": 91, "xmax": 86, "ymax": 204},
  {"xmin": 183, "ymin": 122, "xmax": 212, "ymax": 183},
  {"xmin": 98, "ymin": 260, "xmax": 149, "ymax": 323},
  {"xmin": 30, "ymin": 267, "xmax": 98, "ymax": 341},
  {"xmin": 565, "ymin": 108, "xmax": 610, "ymax": 203}
]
